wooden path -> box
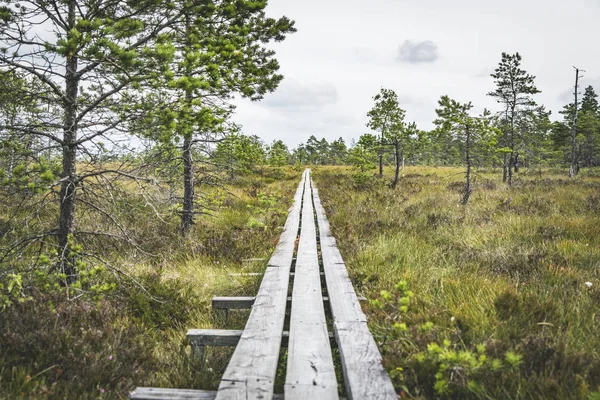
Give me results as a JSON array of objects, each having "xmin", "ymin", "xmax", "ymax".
[{"xmin": 131, "ymin": 170, "xmax": 396, "ymax": 400}]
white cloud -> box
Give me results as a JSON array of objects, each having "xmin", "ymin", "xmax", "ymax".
[{"xmin": 397, "ymin": 40, "xmax": 439, "ymax": 64}]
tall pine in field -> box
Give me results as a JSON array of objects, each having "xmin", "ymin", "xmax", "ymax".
[
  {"xmin": 367, "ymin": 88, "xmax": 407, "ymax": 182},
  {"xmin": 578, "ymin": 86, "xmax": 600, "ymax": 168},
  {"xmin": 434, "ymin": 96, "xmax": 497, "ymax": 205},
  {"xmin": 552, "ymin": 85, "xmax": 600, "ymax": 170},
  {"xmin": 488, "ymin": 52, "xmax": 540, "ymax": 185},
  {"xmin": 0, "ymin": 0, "xmax": 180, "ymax": 282},
  {"xmin": 139, "ymin": 0, "xmax": 296, "ymax": 234}
]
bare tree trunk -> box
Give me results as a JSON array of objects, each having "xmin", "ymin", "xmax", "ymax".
[
  {"xmin": 462, "ymin": 125, "xmax": 472, "ymax": 205},
  {"xmin": 508, "ymin": 153, "xmax": 514, "ymax": 186},
  {"xmin": 569, "ymin": 67, "xmax": 581, "ymax": 178},
  {"xmin": 502, "ymin": 106, "xmax": 508, "ymax": 183},
  {"xmin": 181, "ymin": 134, "xmax": 194, "ymax": 234},
  {"xmin": 58, "ymin": 0, "xmax": 79, "ymax": 283},
  {"xmin": 379, "ymin": 130, "xmax": 384, "ymax": 177},
  {"xmin": 507, "ymin": 101, "xmax": 516, "ymax": 186},
  {"xmin": 181, "ymin": 14, "xmax": 195, "ymax": 235},
  {"xmin": 392, "ymin": 143, "xmax": 400, "ymax": 188}
]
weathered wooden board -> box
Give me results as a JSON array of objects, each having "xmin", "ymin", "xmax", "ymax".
[
  {"xmin": 130, "ymin": 388, "xmax": 219, "ymax": 400},
  {"xmin": 227, "ymin": 272, "xmax": 263, "ymax": 277},
  {"xmin": 187, "ymin": 329, "xmax": 245, "ymax": 347},
  {"xmin": 214, "ymin": 170, "xmax": 308, "ymax": 400},
  {"xmin": 212, "ymin": 296, "xmax": 366, "ymax": 310},
  {"xmin": 131, "ymin": 388, "xmax": 284, "ymax": 400},
  {"xmin": 312, "ymin": 185, "xmax": 397, "ymax": 400},
  {"xmin": 284, "ymin": 175, "xmax": 339, "ymax": 400},
  {"xmin": 185, "ymin": 329, "xmax": 335, "ymax": 349},
  {"xmin": 212, "ymin": 297, "xmax": 256, "ymax": 309}
]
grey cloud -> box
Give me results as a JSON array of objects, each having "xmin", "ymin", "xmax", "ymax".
[
  {"xmin": 397, "ymin": 40, "xmax": 439, "ymax": 64},
  {"xmin": 558, "ymin": 77, "xmax": 600, "ymax": 104},
  {"xmin": 262, "ymin": 79, "xmax": 338, "ymax": 110}
]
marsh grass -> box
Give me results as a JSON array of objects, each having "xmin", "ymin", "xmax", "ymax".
[
  {"xmin": 313, "ymin": 166, "xmax": 600, "ymax": 399},
  {"xmin": 0, "ymin": 166, "xmax": 300, "ymax": 399}
]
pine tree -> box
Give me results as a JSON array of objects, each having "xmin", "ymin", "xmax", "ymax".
[
  {"xmin": 488, "ymin": 52, "xmax": 540, "ymax": 185},
  {"xmin": 139, "ymin": 0, "xmax": 296, "ymax": 233},
  {"xmin": 329, "ymin": 138, "xmax": 348, "ymax": 165},
  {"xmin": 0, "ymin": 0, "xmax": 181, "ymax": 281},
  {"xmin": 579, "ymin": 86, "xmax": 600, "ymax": 167},
  {"xmin": 367, "ymin": 88, "xmax": 407, "ymax": 180},
  {"xmin": 267, "ymin": 140, "xmax": 290, "ymax": 167},
  {"xmin": 435, "ymin": 96, "xmax": 497, "ymax": 205},
  {"xmin": 367, "ymin": 88, "xmax": 398, "ymax": 177}
]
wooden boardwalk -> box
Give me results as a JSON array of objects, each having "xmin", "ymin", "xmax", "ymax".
[{"xmin": 131, "ymin": 170, "xmax": 396, "ymax": 400}]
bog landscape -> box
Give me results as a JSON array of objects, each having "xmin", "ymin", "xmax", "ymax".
[{"xmin": 1, "ymin": 1, "xmax": 599, "ymax": 399}]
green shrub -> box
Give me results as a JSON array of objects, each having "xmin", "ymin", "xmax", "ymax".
[{"xmin": 0, "ymin": 294, "xmax": 156, "ymax": 399}]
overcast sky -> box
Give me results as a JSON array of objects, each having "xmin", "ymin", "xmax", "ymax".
[{"xmin": 233, "ymin": 0, "xmax": 600, "ymax": 148}]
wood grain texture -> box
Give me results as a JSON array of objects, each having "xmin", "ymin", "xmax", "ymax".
[
  {"xmin": 284, "ymin": 175, "xmax": 339, "ymax": 400},
  {"xmin": 130, "ymin": 387, "xmax": 218, "ymax": 400},
  {"xmin": 130, "ymin": 388, "xmax": 285, "ymax": 400},
  {"xmin": 312, "ymin": 184, "xmax": 397, "ymax": 400},
  {"xmin": 214, "ymin": 170, "xmax": 308, "ymax": 400}
]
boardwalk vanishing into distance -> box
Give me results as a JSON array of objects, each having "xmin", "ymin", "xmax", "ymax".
[{"xmin": 131, "ymin": 170, "xmax": 396, "ymax": 400}]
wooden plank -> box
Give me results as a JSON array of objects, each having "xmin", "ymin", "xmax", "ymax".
[
  {"xmin": 227, "ymin": 272, "xmax": 263, "ymax": 277},
  {"xmin": 130, "ymin": 388, "xmax": 218, "ymax": 400},
  {"xmin": 215, "ymin": 170, "xmax": 308, "ymax": 400},
  {"xmin": 187, "ymin": 329, "xmax": 244, "ymax": 347},
  {"xmin": 212, "ymin": 297, "xmax": 255, "ymax": 309},
  {"xmin": 212, "ymin": 296, "xmax": 367, "ymax": 310},
  {"xmin": 227, "ymin": 271, "xmax": 328, "ymax": 278},
  {"xmin": 285, "ymin": 173, "xmax": 339, "ymax": 400},
  {"xmin": 186, "ymin": 329, "xmax": 335, "ymax": 348},
  {"xmin": 312, "ymin": 184, "xmax": 397, "ymax": 400},
  {"xmin": 131, "ymin": 388, "xmax": 285, "ymax": 400}
]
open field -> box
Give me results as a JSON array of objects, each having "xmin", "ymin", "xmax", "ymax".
[{"xmin": 313, "ymin": 166, "xmax": 600, "ymax": 399}]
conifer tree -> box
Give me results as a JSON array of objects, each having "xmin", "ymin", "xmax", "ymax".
[
  {"xmin": 488, "ymin": 52, "xmax": 540, "ymax": 185},
  {"xmin": 139, "ymin": 0, "xmax": 295, "ymax": 233},
  {"xmin": 367, "ymin": 88, "xmax": 405, "ymax": 179},
  {"xmin": 0, "ymin": 0, "xmax": 181, "ymax": 281},
  {"xmin": 435, "ymin": 96, "xmax": 497, "ymax": 204}
]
